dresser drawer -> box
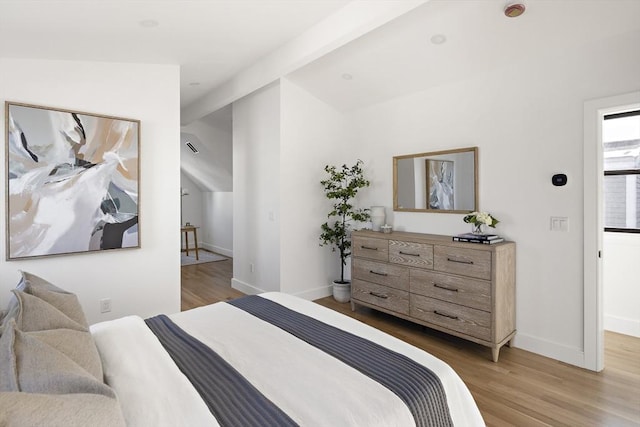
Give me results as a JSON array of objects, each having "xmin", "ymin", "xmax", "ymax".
[
  {"xmin": 411, "ymin": 294, "xmax": 491, "ymax": 341},
  {"xmin": 353, "ymin": 258, "xmax": 409, "ymax": 291},
  {"xmin": 389, "ymin": 240, "xmax": 433, "ymax": 269},
  {"xmin": 352, "ymin": 279, "xmax": 409, "ymax": 315},
  {"xmin": 410, "ymin": 269, "xmax": 491, "ymax": 312},
  {"xmin": 434, "ymin": 245, "xmax": 491, "ymax": 280},
  {"xmin": 352, "ymin": 236, "xmax": 389, "ymax": 261}
]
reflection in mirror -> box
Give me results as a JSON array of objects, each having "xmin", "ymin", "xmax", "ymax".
[{"xmin": 393, "ymin": 147, "xmax": 478, "ymax": 213}]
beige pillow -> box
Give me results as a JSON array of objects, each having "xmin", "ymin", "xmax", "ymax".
[
  {"xmin": 19, "ymin": 271, "xmax": 89, "ymax": 328},
  {"xmin": 0, "ymin": 320, "xmax": 111, "ymax": 395},
  {"xmin": 18, "ymin": 271, "xmax": 69, "ymax": 294},
  {"xmin": 0, "ymin": 278, "xmax": 27, "ymax": 336},
  {"xmin": 28, "ymin": 328, "xmax": 104, "ymax": 381},
  {"xmin": 13, "ymin": 290, "xmax": 87, "ymax": 333},
  {"xmin": 0, "ymin": 392, "xmax": 125, "ymax": 427},
  {"xmin": 25, "ymin": 286, "xmax": 88, "ymax": 327}
]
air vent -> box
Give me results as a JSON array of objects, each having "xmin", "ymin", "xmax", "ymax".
[{"xmin": 185, "ymin": 141, "xmax": 199, "ymax": 154}]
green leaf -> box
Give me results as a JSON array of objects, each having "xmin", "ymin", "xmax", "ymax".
[{"xmin": 319, "ymin": 159, "xmax": 370, "ymax": 283}]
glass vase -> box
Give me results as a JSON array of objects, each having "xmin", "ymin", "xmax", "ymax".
[
  {"xmin": 471, "ymin": 222, "xmax": 486, "ymax": 235},
  {"xmin": 370, "ymin": 206, "xmax": 385, "ymax": 232}
]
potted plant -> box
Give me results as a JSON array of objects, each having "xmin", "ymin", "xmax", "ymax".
[{"xmin": 319, "ymin": 160, "xmax": 370, "ymax": 302}]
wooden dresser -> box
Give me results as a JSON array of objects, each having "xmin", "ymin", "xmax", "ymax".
[{"xmin": 351, "ymin": 229, "xmax": 516, "ymax": 362}]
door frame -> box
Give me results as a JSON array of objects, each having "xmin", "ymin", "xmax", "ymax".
[{"xmin": 583, "ymin": 90, "xmax": 640, "ymax": 372}]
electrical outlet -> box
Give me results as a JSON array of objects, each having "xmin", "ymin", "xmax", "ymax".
[
  {"xmin": 250, "ymin": 263, "xmax": 255, "ymax": 273},
  {"xmin": 100, "ymin": 298, "xmax": 112, "ymax": 313}
]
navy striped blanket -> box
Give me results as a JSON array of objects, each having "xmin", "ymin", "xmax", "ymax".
[{"xmin": 146, "ymin": 295, "xmax": 453, "ymax": 427}]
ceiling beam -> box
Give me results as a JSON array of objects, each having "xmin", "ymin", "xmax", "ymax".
[{"xmin": 180, "ymin": 0, "xmax": 427, "ymax": 124}]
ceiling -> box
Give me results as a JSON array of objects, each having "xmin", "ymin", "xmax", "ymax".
[
  {"xmin": 0, "ymin": 0, "xmax": 351, "ymax": 108},
  {"xmin": 288, "ymin": 0, "xmax": 640, "ymax": 111},
  {"xmin": 4, "ymin": 0, "xmax": 639, "ymax": 193},
  {"xmin": 3, "ymin": 1, "xmax": 639, "ymax": 113}
]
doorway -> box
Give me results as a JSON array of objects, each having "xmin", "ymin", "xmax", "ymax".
[
  {"xmin": 179, "ymin": 106, "xmax": 235, "ymax": 309},
  {"xmin": 583, "ymin": 90, "xmax": 640, "ymax": 372}
]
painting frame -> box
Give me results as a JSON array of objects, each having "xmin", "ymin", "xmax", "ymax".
[
  {"xmin": 426, "ymin": 159, "xmax": 454, "ymax": 210},
  {"xmin": 5, "ymin": 101, "xmax": 140, "ymax": 260}
]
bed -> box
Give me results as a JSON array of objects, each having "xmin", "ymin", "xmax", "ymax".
[{"xmin": 0, "ymin": 272, "xmax": 485, "ymax": 427}]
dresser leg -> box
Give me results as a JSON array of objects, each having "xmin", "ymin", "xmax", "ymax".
[
  {"xmin": 491, "ymin": 347, "xmax": 500, "ymax": 363},
  {"xmin": 350, "ymin": 300, "xmax": 356, "ymax": 312}
]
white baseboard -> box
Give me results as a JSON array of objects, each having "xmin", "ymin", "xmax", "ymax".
[
  {"xmin": 200, "ymin": 243, "xmax": 233, "ymax": 258},
  {"xmin": 230, "ymin": 279, "xmax": 332, "ymax": 302},
  {"xmin": 231, "ymin": 278, "xmax": 265, "ymax": 295},
  {"xmin": 512, "ymin": 332, "xmax": 586, "ymax": 368},
  {"xmin": 604, "ymin": 314, "xmax": 640, "ymax": 338},
  {"xmin": 290, "ymin": 285, "xmax": 333, "ymax": 301}
]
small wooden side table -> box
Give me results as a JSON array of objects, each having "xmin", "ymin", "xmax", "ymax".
[{"xmin": 181, "ymin": 225, "xmax": 199, "ymax": 260}]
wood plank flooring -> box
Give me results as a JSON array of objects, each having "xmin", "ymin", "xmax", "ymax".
[
  {"xmin": 180, "ymin": 251, "xmax": 243, "ymax": 311},
  {"xmin": 181, "ymin": 259, "xmax": 640, "ymax": 426}
]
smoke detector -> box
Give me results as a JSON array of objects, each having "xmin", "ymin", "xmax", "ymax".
[{"xmin": 504, "ymin": 2, "xmax": 526, "ymax": 18}]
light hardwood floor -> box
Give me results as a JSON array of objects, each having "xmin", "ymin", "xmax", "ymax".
[
  {"xmin": 180, "ymin": 252, "xmax": 242, "ymax": 311},
  {"xmin": 181, "ymin": 259, "xmax": 640, "ymax": 426}
]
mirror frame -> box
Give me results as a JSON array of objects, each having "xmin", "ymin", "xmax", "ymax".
[{"xmin": 393, "ymin": 146, "xmax": 478, "ymax": 213}]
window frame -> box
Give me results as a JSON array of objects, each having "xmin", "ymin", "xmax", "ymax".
[{"xmin": 603, "ymin": 109, "xmax": 640, "ymax": 234}]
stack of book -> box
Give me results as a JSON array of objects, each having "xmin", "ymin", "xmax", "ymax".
[{"xmin": 452, "ymin": 233, "xmax": 504, "ymax": 244}]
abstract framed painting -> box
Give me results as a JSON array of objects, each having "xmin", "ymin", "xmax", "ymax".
[
  {"xmin": 426, "ymin": 159, "xmax": 454, "ymax": 210},
  {"xmin": 5, "ymin": 102, "xmax": 140, "ymax": 260}
]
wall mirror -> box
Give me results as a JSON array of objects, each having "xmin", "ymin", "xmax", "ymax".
[{"xmin": 393, "ymin": 147, "xmax": 478, "ymax": 213}]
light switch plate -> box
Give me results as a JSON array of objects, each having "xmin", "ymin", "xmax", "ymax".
[{"xmin": 550, "ymin": 216, "xmax": 569, "ymax": 232}]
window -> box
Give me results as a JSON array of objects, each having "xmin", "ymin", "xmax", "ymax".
[{"xmin": 603, "ymin": 110, "xmax": 640, "ymax": 233}]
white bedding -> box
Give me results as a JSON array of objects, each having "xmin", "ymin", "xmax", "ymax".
[{"xmin": 91, "ymin": 292, "xmax": 485, "ymax": 427}]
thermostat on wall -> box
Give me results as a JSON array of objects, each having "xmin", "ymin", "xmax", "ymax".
[{"xmin": 552, "ymin": 174, "xmax": 567, "ymax": 186}]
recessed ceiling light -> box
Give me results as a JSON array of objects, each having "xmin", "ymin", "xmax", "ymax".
[
  {"xmin": 430, "ymin": 34, "xmax": 447, "ymax": 45},
  {"xmin": 139, "ymin": 19, "xmax": 159, "ymax": 28},
  {"xmin": 341, "ymin": 73, "xmax": 353, "ymax": 80}
]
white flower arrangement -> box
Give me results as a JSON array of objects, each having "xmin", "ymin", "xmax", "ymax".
[{"xmin": 463, "ymin": 211, "xmax": 499, "ymax": 228}]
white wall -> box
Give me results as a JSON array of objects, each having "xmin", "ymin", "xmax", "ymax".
[
  {"xmin": 603, "ymin": 232, "xmax": 640, "ymax": 337},
  {"xmin": 232, "ymin": 82, "xmax": 281, "ymax": 294},
  {"xmin": 180, "ymin": 110, "xmax": 233, "ymax": 192},
  {"xmin": 0, "ymin": 58, "xmax": 181, "ymax": 325},
  {"xmin": 229, "ymin": 78, "xmax": 359, "ymax": 298},
  {"xmin": 202, "ymin": 191, "xmax": 233, "ymax": 257},
  {"xmin": 279, "ymin": 78, "xmax": 359, "ymax": 299},
  {"xmin": 348, "ymin": 29, "xmax": 640, "ymax": 366}
]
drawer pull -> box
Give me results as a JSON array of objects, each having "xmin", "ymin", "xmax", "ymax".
[
  {"xmin": 369, "ymin": 291, "xmax": 389, "ymax": 299},
  {"xmin": 434, "ymin": 310, "xmax": 459, "ymax": 320},
  {"xmin": 447, "ymin": 257, "xmax": 474, "ymax": 265},
  {"xmin": 361, "ymin": 245, "xmax": 379, "ymax": 251},
  {"xmin": 369, "ymin": 270, "xmax": 388, "ymax": 277},
  {"xmin": 399, "ymin": 251, "xmax": 420, "ymax": 257},
  {"xmin": 433, "ymin": 283, "xmax": 458, "ymax": 292}
]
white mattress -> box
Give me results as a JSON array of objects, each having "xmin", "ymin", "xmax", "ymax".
[{"xmin": 91, "ymin": 292, "xmax": 485, "ymax": 426}]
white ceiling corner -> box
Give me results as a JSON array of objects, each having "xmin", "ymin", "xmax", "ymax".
[{"xmin": 0, "ymin": 0, "xmax": 353, "ymax": 109}]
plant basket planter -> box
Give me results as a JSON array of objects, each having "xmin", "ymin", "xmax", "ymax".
[{"xmin": 332, "ymin": 280, "xmax": 351, "ymax": 303}]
